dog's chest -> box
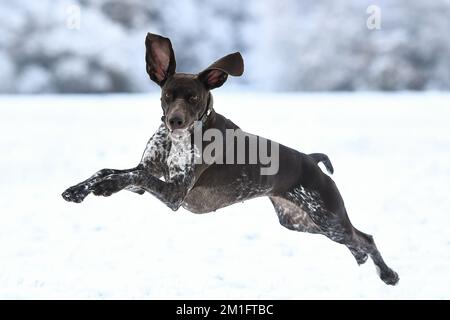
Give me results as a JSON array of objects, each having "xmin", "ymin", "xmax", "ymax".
[
  {"xmin": 141, "ymin": 126, "xmax": 197, "ymax": 181},
  {"xmin": 165, "ymin": 134, "xmax": 201, "ymax": 182}
]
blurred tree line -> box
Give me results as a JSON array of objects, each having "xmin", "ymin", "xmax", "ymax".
[{"xmin": 0, "ymin": 0, "xmax": 449, "ymax": 93}]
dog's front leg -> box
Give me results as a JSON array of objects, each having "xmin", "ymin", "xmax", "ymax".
[
  {"xmin": 90, "ymin": 169, "xmax": 193, "ymax": 211},
  {"xmin": 62, "ymin": 124, "xmax": 170, "ymax": 203},
  {"xmin": 62, "ymin": 168, "xmax": 139, "ymax": 203}
]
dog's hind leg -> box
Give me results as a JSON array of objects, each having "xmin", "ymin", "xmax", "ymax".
[
  {"xmin": 272, "ymin": 181, "xmax": 399, "ymax": 285},
  {"xmin": 270, "ymin": 196, "xmax": 320, "ymax": 234},
  {"xmin": 270, "ymin": 195, "xmax": 366, "ymax": 264},
  {"xmin": 347, "ymin": 226, "xmax": 399, "ymax": 285},
  {"xmin": 313, "ymin": 209, "xmax": 399, "ymax": 285},
  {"xmin": 271, "ymin": 194, "xmax": 359, "ymax": 263},
  {"xmin": 347, "ymin": 246, "xmax": 368, "ymax": 265}
]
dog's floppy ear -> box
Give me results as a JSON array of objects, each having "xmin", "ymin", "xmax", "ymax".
[
  {"xmin": 198, "ymin": 52, "xmax": 244, "ymax": 90},
  {"xmin": 145, "ymin": 33, "xmax": 176, "ymax": 86}
]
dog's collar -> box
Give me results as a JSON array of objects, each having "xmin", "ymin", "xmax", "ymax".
[{"xmin": 198, "ymin": 93, "xmax": 213, "ymax": 124}]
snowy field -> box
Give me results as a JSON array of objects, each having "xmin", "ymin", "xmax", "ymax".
[{"xmin": 0, "ymin": 93, "xmax": 449, "ymax": 299}]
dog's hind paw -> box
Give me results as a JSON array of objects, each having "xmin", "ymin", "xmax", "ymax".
[
  {"xmin": 379, "ymin": 268, "xmax": 400, "ymax": 286},
  {"xmin": 61, "ymin": 184, "xmax": 89, "ymax": 203}
]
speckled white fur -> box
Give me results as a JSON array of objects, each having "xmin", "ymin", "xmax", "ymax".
[
  {"xmin": 141, "ymin": 124, "xmax": 168, "ymax": 163},
  {"xmin": 167, "ymin": 131, "xmax": 194, "ymax": 181},
  {"xmin": 288, "ymin": 186, "xmax": 323, "ymax": 213}
]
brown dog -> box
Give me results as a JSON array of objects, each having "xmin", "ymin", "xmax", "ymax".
[{"xmin": 62, "ymin": 33, "xmax": 399, "ymax": 285}]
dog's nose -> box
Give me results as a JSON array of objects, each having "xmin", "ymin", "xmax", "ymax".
[{"xmin": 167, "ymin": 114, "xmax": 185, "ymax": 130}]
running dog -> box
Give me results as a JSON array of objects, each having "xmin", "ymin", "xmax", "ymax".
[{"xmin": 62, "ymin": 33, "xmax": 399, "ymax": 285}]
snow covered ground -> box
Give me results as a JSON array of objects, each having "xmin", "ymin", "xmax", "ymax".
[{"xmin": 0, "ymin": 93, "xmax": 449, "ymax": 299}]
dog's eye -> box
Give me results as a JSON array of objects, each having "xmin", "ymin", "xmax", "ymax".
[
  {"xmin": 164, "ymin": 92, "xmax": 171, "ymax": 99},
  {"xmin": 189, "ymin": 95, "xmax": 198, "ymax": 102}
]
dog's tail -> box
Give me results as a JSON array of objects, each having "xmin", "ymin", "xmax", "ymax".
[{"xmin": 309, "ymin": 153, "xmax": 334, "ymax": 175}]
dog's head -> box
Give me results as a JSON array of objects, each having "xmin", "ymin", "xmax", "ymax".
[{"xmin": 145, "ymin": 33, "xmax": 244, "ymax": 133}]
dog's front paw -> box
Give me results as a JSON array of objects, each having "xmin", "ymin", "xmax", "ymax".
[
  {"xmin": 90, "ymin": 175, "xmax": 126, "ymax": 197},
  {"xmin": 62, "ymin": 184, "xmax": 90, "ymax": 203}
]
